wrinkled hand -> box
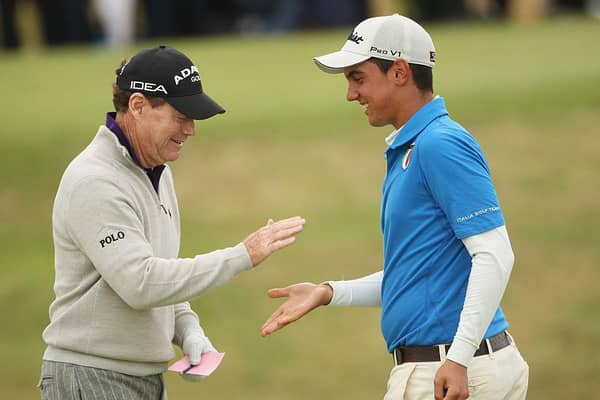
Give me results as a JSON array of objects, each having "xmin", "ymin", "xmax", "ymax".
[
  {"xmin": 261, "ymin": 283, "xmax": 333, "ymax": 337},
  {"xmin": 434, "ymin": 359, "xmax": 469, "ymax": 399},
  {"xmin": 244, "ymin": 216, "xmax": 305, "ymax": 267},
  {"xmin": 181, "ymin": 329, "xmax": 217, "ymax": 382}
]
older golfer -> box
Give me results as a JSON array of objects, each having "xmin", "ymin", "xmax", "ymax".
[{"xmin": 39, "ymin": 45, "xmax": 305, "ymax": 399}]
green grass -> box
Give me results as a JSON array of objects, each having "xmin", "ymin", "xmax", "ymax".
[{"xmin": 1, "ymin": 15, "xmax": 600, "ymax": 399}]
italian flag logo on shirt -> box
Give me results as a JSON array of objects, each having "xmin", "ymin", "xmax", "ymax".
[{"xmin": 402, "ymin": 143, "xmax": 415, "ymax": 170}]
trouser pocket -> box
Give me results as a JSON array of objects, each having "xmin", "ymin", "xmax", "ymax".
[{"xmin": 37, "ymin": 375, "xmax": 55, "ymax": 399}]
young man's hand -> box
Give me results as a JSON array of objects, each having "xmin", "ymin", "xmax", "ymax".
[{"xmin": 261, "ymin": 283, "xmax": 333, "ymax": 336}]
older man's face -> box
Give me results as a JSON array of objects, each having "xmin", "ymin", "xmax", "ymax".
[{"xmin": 137, "ymin": 100, "xmax": 196, "ymax": 168}]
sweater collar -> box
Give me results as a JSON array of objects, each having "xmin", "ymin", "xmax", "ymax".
[
  {"xmin": 105, "ymin": 112, "xmax": 165, "ymax": 193},
  {"xmin": 106, "ymin": 112, "xmax": 144, "ymax": 168}
]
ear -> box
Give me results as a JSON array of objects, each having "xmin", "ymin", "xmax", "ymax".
[
  {"xmin": 390, "ymin": 59, "xmax": 410, "ymax": 85},
  {"xmin": 128, "ymin": 93, "xmax": 146, "ymax": 119}
]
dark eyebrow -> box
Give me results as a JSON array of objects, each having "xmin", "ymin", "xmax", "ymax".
[{"xmin": 345, "ymin": 70, "xmax": 363, "ymax": 80}]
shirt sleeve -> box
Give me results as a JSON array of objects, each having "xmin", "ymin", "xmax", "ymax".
[
  {"xmin": 65, "ymin": 175, "xmax": 253, "ymax": 310},
  {"xmin": 419, "ymin": 129, "xmax": 504, "ymax": 239},
  {"xmin": 446, "ymin": 226, "xmax": 514, "ymax": 367},
  {"xmin": 326, "ymin": 270, "xmax": 383, "ymax": 307}
]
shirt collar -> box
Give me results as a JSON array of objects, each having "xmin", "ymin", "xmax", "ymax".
[
  {"xmin": 105, "ymin": 112, "xmax": 166, "ymax": 193},
  {"xmin": 106, "ymin": 112, "xmax": 143, "ymax": 167},
  {"xmin": 385, "ymin": 127, "xmax": 402, "ymax": 146},
  {"xmin": 385, "ymin": 95, "xmax": 448, "ymax": 150}
]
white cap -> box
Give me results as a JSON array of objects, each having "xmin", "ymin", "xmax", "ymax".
[{"xmin": 313, "ymin": 14, "xmax": 436, "ymax": 74}]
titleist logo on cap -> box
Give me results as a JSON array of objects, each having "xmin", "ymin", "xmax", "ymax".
[
  {"xmin": 313, "ymin": 14, "xmax": 437, "ymax": 73},
  {"xmin": 347, "ymin": 31, "xmax": 364, "ymax": 44}
]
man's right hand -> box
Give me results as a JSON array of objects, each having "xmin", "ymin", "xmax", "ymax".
[
  {"xmin": 260, "ymin": 283, "xmax": 333, "ymax": 337},
  {"xmin": 243, "ymin": 216, "xmax": 305, "ymax": 267}
]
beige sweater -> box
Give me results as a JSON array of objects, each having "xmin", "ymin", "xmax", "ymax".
[{"xmin": 43, "ymin": 126, "xmax": 252, "ymax": 376}]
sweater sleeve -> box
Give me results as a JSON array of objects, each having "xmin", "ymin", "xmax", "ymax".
[{"xmin": 65, "ymin": 176, "xmax": 253, "ymax": 310}]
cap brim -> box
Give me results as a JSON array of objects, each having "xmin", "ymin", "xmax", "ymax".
[
  {"xmin": 313, "ymin": 50, "xmax": 371, "ymax": 74},
  {"xmin": 166, "ymin": 92, "xmax": 225, "ymax": 120}
]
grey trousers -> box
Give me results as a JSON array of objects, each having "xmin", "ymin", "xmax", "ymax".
[{"xmin": 39, "ymin": 360, "xmax": 166, "ymax": 400}]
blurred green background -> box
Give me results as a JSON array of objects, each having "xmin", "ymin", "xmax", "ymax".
[{"xmin": 1, "ymin": 14, "xmax": 600, "ymax": 400}]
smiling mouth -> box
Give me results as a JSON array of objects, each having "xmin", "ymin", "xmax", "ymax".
[
  {"xmin": 361, "ymin": 103, "xmax": 368, "ymax": 113},
  {"xmin": 171, "ymin": 138, "xmax": 184, "ymax": 146}
]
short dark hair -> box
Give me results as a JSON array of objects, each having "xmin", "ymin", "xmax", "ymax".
[
  {"xmin": 112, "ymin": 59, "xmax": 166, "ymax": 112},
  {"xmin": 368, "ymin": 57, "xmax": 433, "ymax": 92}
]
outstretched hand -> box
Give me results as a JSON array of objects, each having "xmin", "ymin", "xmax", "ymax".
[
  {"xmin": 261, "ymin": 283, "xmax": 333, "ymax": 337},
  {"xmin": 244, "ymin": 216, "xmax": 305, "ymax": 267}
]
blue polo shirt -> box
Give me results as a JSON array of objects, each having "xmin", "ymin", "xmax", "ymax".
[{"xmin": 380, "ymin": 97, "xmax": 508, "ymax": 352}]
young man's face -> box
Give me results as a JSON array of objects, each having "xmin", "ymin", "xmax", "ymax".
[
  {"xmin": 137, "ymin": 100, "xmax": 196, "ymax": 167},
  {"xmin": 343, "ymin": 61, "xmax": 400, "ymax": 128}
]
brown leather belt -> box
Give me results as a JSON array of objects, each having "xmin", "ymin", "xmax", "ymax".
[{"xmin": 392, "ymin": 331, "xmax": 511, "ymax": 365}]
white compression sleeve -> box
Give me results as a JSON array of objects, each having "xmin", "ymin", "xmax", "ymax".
[
  {"xmin": 446, "ymin": 225, "xmax": 515, "ymax": 367},
  {"xmin": 326, "ymin": 270, "xmax": 383, "ymax": 307}
]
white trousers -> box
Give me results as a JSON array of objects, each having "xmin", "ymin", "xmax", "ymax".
[{"xmin": 384, "ymin": 341, "xmax": 529, "ymax": 399}]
